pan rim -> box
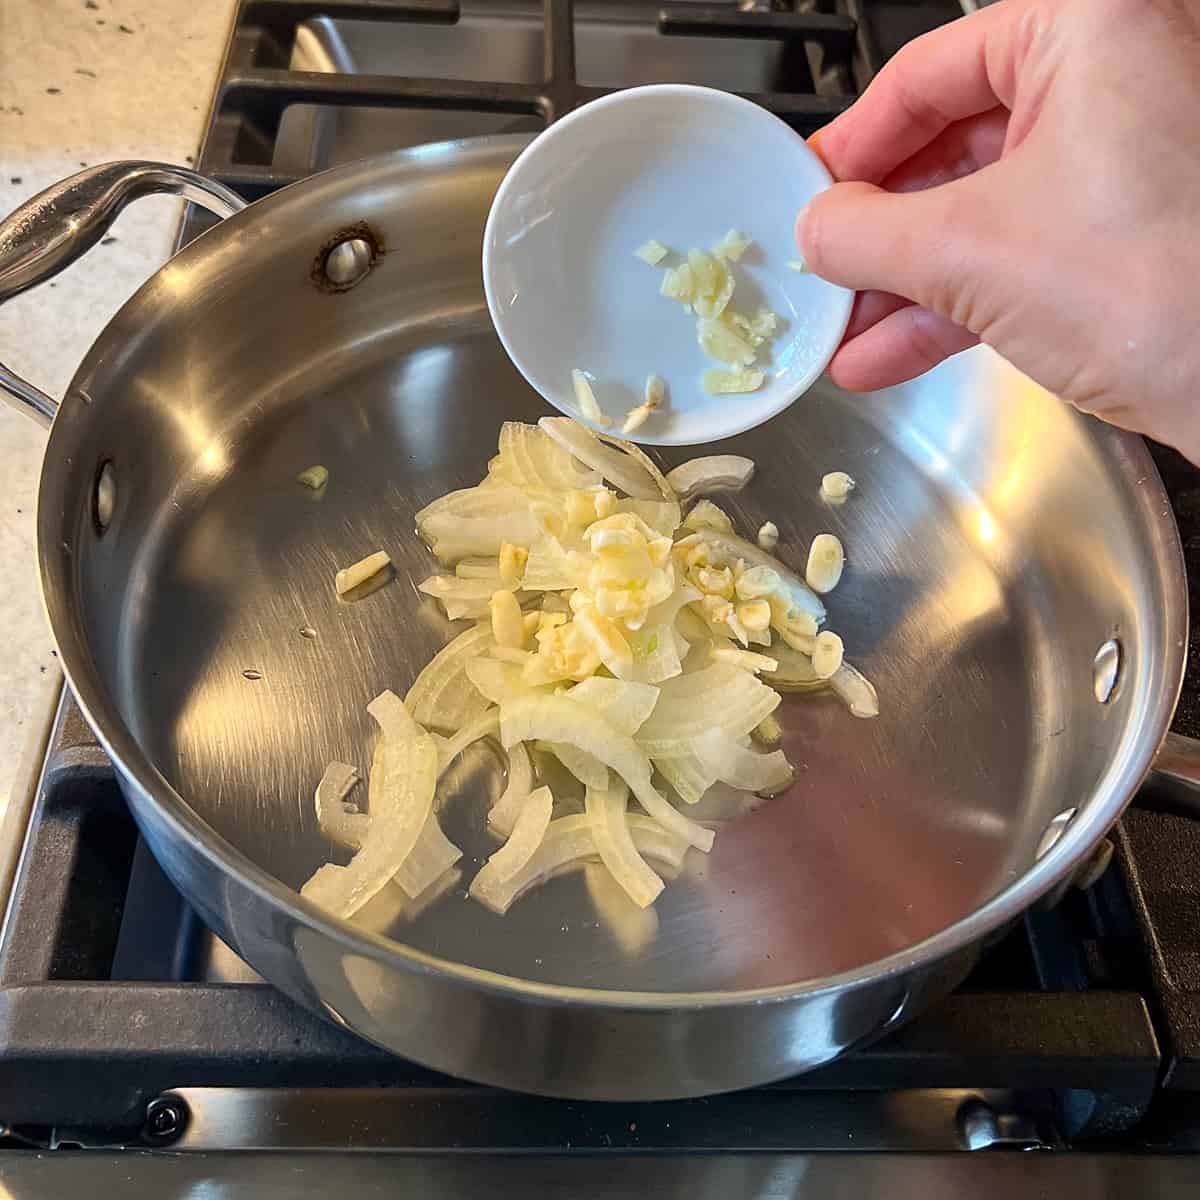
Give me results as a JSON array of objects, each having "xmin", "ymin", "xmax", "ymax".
[{"xmin": 36, "ymin": 140, "xmax": 1190, "ymax": 1014}]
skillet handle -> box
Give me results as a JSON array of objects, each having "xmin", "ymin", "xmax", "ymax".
[
  {"xmin": 1136, "ymin": 732, "xmax": 1200, "ymax": 820},
  {"xmin": 0, "ymin": 161, "xmax": 246, "ymax": 425}
]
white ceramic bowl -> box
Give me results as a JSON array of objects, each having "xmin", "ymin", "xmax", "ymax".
[{"xmin": 483, "ymin": 84, "xmax": 854, "ymax": 446}]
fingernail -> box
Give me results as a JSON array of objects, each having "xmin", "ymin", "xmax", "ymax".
[{"xmin": 795, "ymin": 204, "xmax": 809, "ymax": 230}]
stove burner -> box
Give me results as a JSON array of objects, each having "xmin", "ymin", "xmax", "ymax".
[{"xmin": 3, "ymin": 0, "xmax": 1200, "ymax": 1159}]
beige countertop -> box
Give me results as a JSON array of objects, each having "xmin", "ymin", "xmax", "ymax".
[{"xmin": 0, "ymin": 0, "xmax": 238, "ymax": 816}]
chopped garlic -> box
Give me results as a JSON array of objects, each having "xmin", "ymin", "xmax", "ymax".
[
  {"xmin": 296, "ymin": 465, "xmax": 328, "ymax": 490},
  {"xmin": 736, "ymin": 599, "xmax": 771, "ymax": 632},
  {"xmin": 786, "ymin": 258, "xmax": 809, "ymax": 273},
  {"xmin": 695, "ymin": 565, "xmax": 735, "ymax": 599},
  {"xmin": 635, "ymin": 239, "xmax": 669, "ymax": 266},
  {"xmin": 698, "ymin": 315, "xmax": 758, "ymax": 367},
  {"xmin": 661, "ymin": 263, "xmax": 695, "ymax": 304},
  {"xmin": 757, "ymin": 521, "xmax": 779, "ymax": 551},
  {"xmin": 821, "ymin": 471, "xmax": 856, "ymax": 502},
  {"xmin": 499, "ymin": 542, "xmax": 529, "ymax": 583},
  {"xmin": 622, "ymin": 374, "xmax": 664, "ymax": 434},
  {"xmin": 490, "ymin": 589, "xmax": 525, "ymax": 649},
  {"xmin": 702, "ymin": 368, "xmax": 764, "ymax": 395},
  {"xmin": 812, "ymin": 630, "xmax": 845, "ymax": 679},
  {"xmin": 735, "ymin": 564, "xmax": 782, "ymax": 601},
  {"xmin": 644, "ymin": 374, "xmax": 666, "ymax": 407},
  {"xmin": 571, "ymin": 369, "xmax": 611, "ymax": 427},
  {"xmin": 335, "ymin": 550, "xmax": 391, "ymax": 598},
  {"xmin": 687, "ymin": 250, "xmax": 735, "ymax": 320},
  {"xmin": 806, "ymin": 533, "xmax": 845, "ymax": 594},
  {"xmin": 713, "ymin": 646, "xmax": 778, "ymax": 674},
  {"xmin": 711, "ymin": 229, "xmax": 752, "ymax": 262}
]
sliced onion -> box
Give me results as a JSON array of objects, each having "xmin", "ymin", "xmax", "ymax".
[
  {"xmin": 465, "ymin": 657, "xmax": 538, "ymax": 708},
  {"xmin": 499, "ymin": 694, "xmax": 714, "ymax": 851},
  {"xmin": 405, "ymin": 624, "xmax": 494, "ymax": 732},
  {"xmin": 489, "ymin": 741, "xmax": 535, "ymax": 837},
  {"xmin": 592, "ymin": 427, "xmax": 678, "ymax": 507},
  {"xmin": 395, "ymin": 814, "xmax": 462, "ymax": 898},
  {"xmin": 416, "ymin": 481, "xmax": 531, "ymax": 524},
  {"xmin": 565, "ymin": 676, "xmax": 660, "ymax": 735},
  {"xmin": 472, "ymin": 785, "xmax": 554, "ymax": 893},
  {"xmin": 653, "ymin": 752, "xmax": 717, "ymax": 806},
  {"xmin": 346, "ymin": 739, "xmax": 461, "ymax": 898},
  {"xmin": 419, "ymin": 574, "xmax": 520, "ymax": 620},
  {"xmin": 490, "ymin": 421, "xmax": 600, "ymax": 493},
  {"xmin": 694, "ymin": 728, "xmax": 793, "ymax": 793},
  {"xmin": 539, "ymin": 417, "xmax": 661, "ymax": 501},
  {"xmin": 314, "ymin": 761, "xmax": 367, "ymax": 850},
  {"xmin": 665, "ymin": 455, "xmax": 756, "ymax": 501},
  {"xmin": 585, "ymin": 781, "xmax": 664, "ymax": 908},
  {"xmin": 830, "ymin": 661, "xmax": 880, "ymax": 718},
  {"xmin": 537, "ymin": 740, "xmax": 607, "ymax": 789},
  {"xmin": 470, "ymin": 813, "xmax": 688, "ymax": 914},
  {"xmin": 435, "ymin": 708, "xmax": 500, "ymax": 776},
  {"xmin": 301, "ymin": 691, "xmax": 437, "ymax": 919},
  {"xmin": 636, "ymin": 661, "xmax": 779, "ymax": 754},
  {"xmin": 521, "ymin": 537, "xmax": 579, "ymax": 591},
  {"xmin": 614, "ymin": 499, "xmax": 679, "ymax": 537}
]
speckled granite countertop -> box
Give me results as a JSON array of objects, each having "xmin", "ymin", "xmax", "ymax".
[{"xmin": 0, "ymin": 0, "xmax": 237, "ymax": 815}]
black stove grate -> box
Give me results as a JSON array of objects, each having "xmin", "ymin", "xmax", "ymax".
[
  {"xmin": 197, "ymin": 0, "xmax": 898, "ymax": 199},
  {"xmin": 6, "ymin": 0, "xmax": 1200, "ymax": 1157}
]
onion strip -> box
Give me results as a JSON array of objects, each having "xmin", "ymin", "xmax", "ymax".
[
  {"xmin": 500, "ymin": 694, "xmax": 714, "ymax": 851},
  {"xmin": 314, "ymin": 761, "xmax": 367, "ymax": 850},
  {"xmin": 585, "ymin": 781, "xmax": 664, "ymax": 908},
  {"xmin": 435, "ymin": 708, "xmax": 501, "ymax": 776},
  {"xmin": 470, "ymin": 813, "xmax": 688, "ymax": 915},
  {"xmin": 473, "ymin": 785, "xmax": 554, "ymax": 891},
  {"xmin": 489, "ymin": 741, "xmax": 535, "ymax": 837},
  {"xmin": 539, "ymin": 417, "xmax": 661, "ymax": 501},
  {"xmin": 405, "ymin": 624, "xmax": 494, "ymax": 732},
  {"xmin": 665, "ymin": 456, "xmax": 755, "ymax": 501},
  {"xmin": 300, "ymin": 691, "xmax": 437, "ymax": 918}
]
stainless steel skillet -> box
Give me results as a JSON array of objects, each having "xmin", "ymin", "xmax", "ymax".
[{"xmin": 1, "ymin": 137, "xmax": 1199, "ymax": 1098}]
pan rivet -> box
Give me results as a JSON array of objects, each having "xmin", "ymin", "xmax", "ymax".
[
  {"xmin": 323, "ymin": 237, "xmax": 374, "ymax": 288},
  {"xmin": 1093, "ymin": 638, "xmax": 1122, "ymax": 704},
  {"xmin": 1036, "ymin": 807, "xmax": 1078, "ymax": 860},
  {"xmin": 93, "ymin": 460, "xmax": 115, "ymax": 533}
]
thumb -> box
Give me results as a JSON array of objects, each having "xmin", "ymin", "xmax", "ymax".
[{"xmin": 797, "ymin": 176, "xmax": 994, "ymax": 328}]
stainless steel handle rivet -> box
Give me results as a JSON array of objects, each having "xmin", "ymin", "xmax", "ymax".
[
  {"xmin": 1036, "ymin": 807, "xmax": 1078, "ymax": 860},
  {"xmin": 323, "ymin": 237, "xmax": 375, "ymax": 289},
  {"xmin": 93, "ymin": 461, "xmax": 115, "ymax": 534},
  {"xmin": 1093, "ymin": 638, "xmax": 1122, "ymax": 704}
]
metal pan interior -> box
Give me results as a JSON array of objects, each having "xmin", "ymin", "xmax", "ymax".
[{"xmin": 42, "ymin": 139, "xmax": 1184, "ymax": 999}]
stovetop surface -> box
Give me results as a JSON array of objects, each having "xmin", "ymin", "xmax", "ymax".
[{"xmin": 4, "ymin": 0, "xmax": 1200, "ymax": 1162}]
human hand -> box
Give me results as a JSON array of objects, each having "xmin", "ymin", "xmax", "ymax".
[{"xmin": 796, "ymin": 0, "xmax": 1200, "ymax": 465}]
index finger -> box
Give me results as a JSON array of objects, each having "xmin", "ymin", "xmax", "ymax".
[{"xmin": 811, "ymin": 0, "xmax": 1023, "ymax": 184}]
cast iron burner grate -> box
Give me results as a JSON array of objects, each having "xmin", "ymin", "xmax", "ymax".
[
  {"xmin": 5, "ymin": 0, "xmax": 1200, "ymax": 1158},
  {"xmin": 193, "ymin": 0, "xmax": 961, "ymax": 200}
]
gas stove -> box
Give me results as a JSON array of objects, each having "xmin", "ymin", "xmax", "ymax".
[{"xmin": 3, "ymin": 0, "xmax": 1200, "ymax": 1191}]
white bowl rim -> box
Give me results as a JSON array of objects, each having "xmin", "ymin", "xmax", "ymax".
[{"xmin": 482, "ymin": 83, "xmax": 856, "ymax": 446}]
